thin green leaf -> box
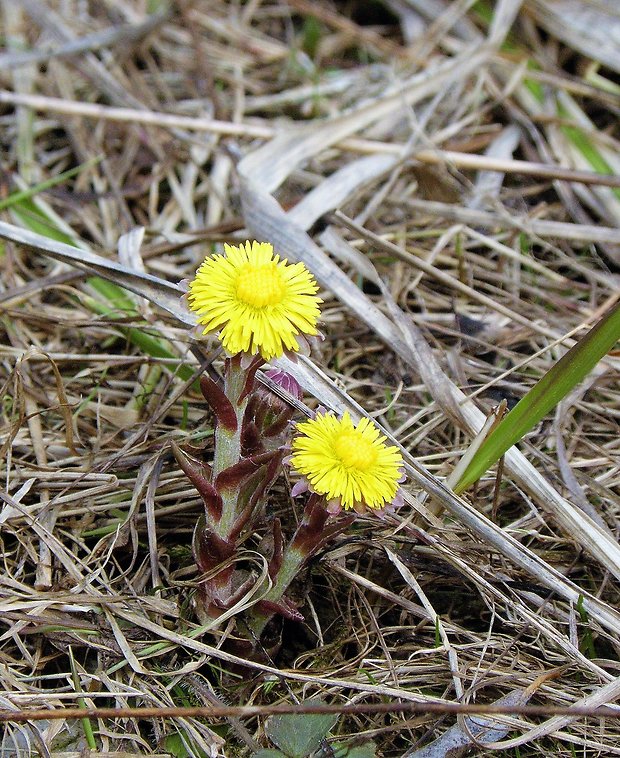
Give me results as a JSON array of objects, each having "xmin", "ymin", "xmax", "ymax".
[
  {"xmin": 474, "ymin": 1, "xmax": 620, "ymax": 201},
  {"xmin": 455, "ymin": 301, "xmax": 620, "ymax": 492},
  {"xmin": 576, "ymin": 594, "xmax": 597, "ymax": 659},
  {"xmin": 0, "ymin": 157, "xmax": 101, "ymax": 212},
  {"xmin": 8, "ymin": 179, "xmax": 197, "ymax": 386},
  {"xmin": 68, "ymin": 648, "xmax": 97, "ymax": 750},
  {"xmin": 85, "ymin": 292, "xmax": 196, "ymax": 383}
]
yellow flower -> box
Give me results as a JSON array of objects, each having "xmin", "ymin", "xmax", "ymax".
[
  {"xmin": 188, "ymin": 241, "xmax": 322, "ymax": 360},
  {"xmin": 290, "ymin": 411, "xmax": 403, "ymax": 511}
]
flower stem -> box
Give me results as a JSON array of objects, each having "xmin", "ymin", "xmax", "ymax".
[
  {"xmin": 247, "ymin": 545, "xmax": 307, "ymax": 638},
  {"xmin": 212, "ymin": 356, "xmax": 250, "ymax": 538},
  {"xmin": 245, "ymin": 496, "xmax": 333, "ymax": 639}
]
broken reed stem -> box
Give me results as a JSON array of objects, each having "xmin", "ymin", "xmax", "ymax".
[{"xmin": 2, "ymin": 89, "xmax": 620, "ymax": 189}]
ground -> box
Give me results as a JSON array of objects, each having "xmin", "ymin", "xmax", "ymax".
[{"xmin": 0, "ymin": 1, "xmax": 620, "ymax": 756}]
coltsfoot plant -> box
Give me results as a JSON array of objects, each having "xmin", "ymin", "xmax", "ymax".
[{"xmin": 176, "ymin": 241, "xmax": 403, "ymax": 648}]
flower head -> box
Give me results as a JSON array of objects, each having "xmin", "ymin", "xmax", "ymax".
[
  {"xmin": 187, "ymin": 241, "xmax": 322, "ymax": 360},
  {"xmin": 290, "ymin": 411, "xmax": 403, "ymax": 511}
]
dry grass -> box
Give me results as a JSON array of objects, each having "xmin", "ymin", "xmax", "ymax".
[{"xmin": 1, "ymin": 1, "xmax": 620, "ymax": 756}]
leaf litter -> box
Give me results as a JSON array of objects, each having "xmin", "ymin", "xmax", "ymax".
[{"xmin": 0, "ymin": 1, "xmax": 620, "ymax": 756}]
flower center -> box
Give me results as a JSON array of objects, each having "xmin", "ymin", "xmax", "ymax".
[
  {"xmin": 334, "ymin": 432, "xmax": 377, "ymax": 470},
  {"xmin": 235, "ymin": 264, "xmax": 285, "ymax": 308}
]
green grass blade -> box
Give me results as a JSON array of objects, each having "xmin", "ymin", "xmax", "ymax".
[
  {"xmin": 0, "ymin": 158, "xmax": 101, "ymax": 212},
  {"xmin": 68, "ymin": 647, "xmax": 97, "ymax": 750},
  {"xmin": 8, "ymin": 170, "xmax": 198, "ymax": 386},
  {"xmin": 83, "ymin": 292, "xmax": 197, "ymax": 384},
  {"xmin": 473, "ymin": 0, "xmax": 620, "ymax": 202},
  {"xmin": 455, "ymin": 301, "xmax": 620, "ymax": 493}
]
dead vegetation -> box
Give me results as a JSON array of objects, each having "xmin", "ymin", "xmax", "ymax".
[{"xmin": 1, "ymin": 0, "xmax": 620, "ymax": 756}]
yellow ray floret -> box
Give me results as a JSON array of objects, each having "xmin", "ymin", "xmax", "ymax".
[
  {"xmin": 291, "ymin": 411, "xmax": 403, "ymax": 510},
  {"xmin": 187, "ymin": 241, "xmax": 322, "ymax": 360}
]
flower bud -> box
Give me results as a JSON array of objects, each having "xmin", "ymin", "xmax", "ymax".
[{"xmin": 247, "ymin": 369, "xmax": 302, "ymax": 439}]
